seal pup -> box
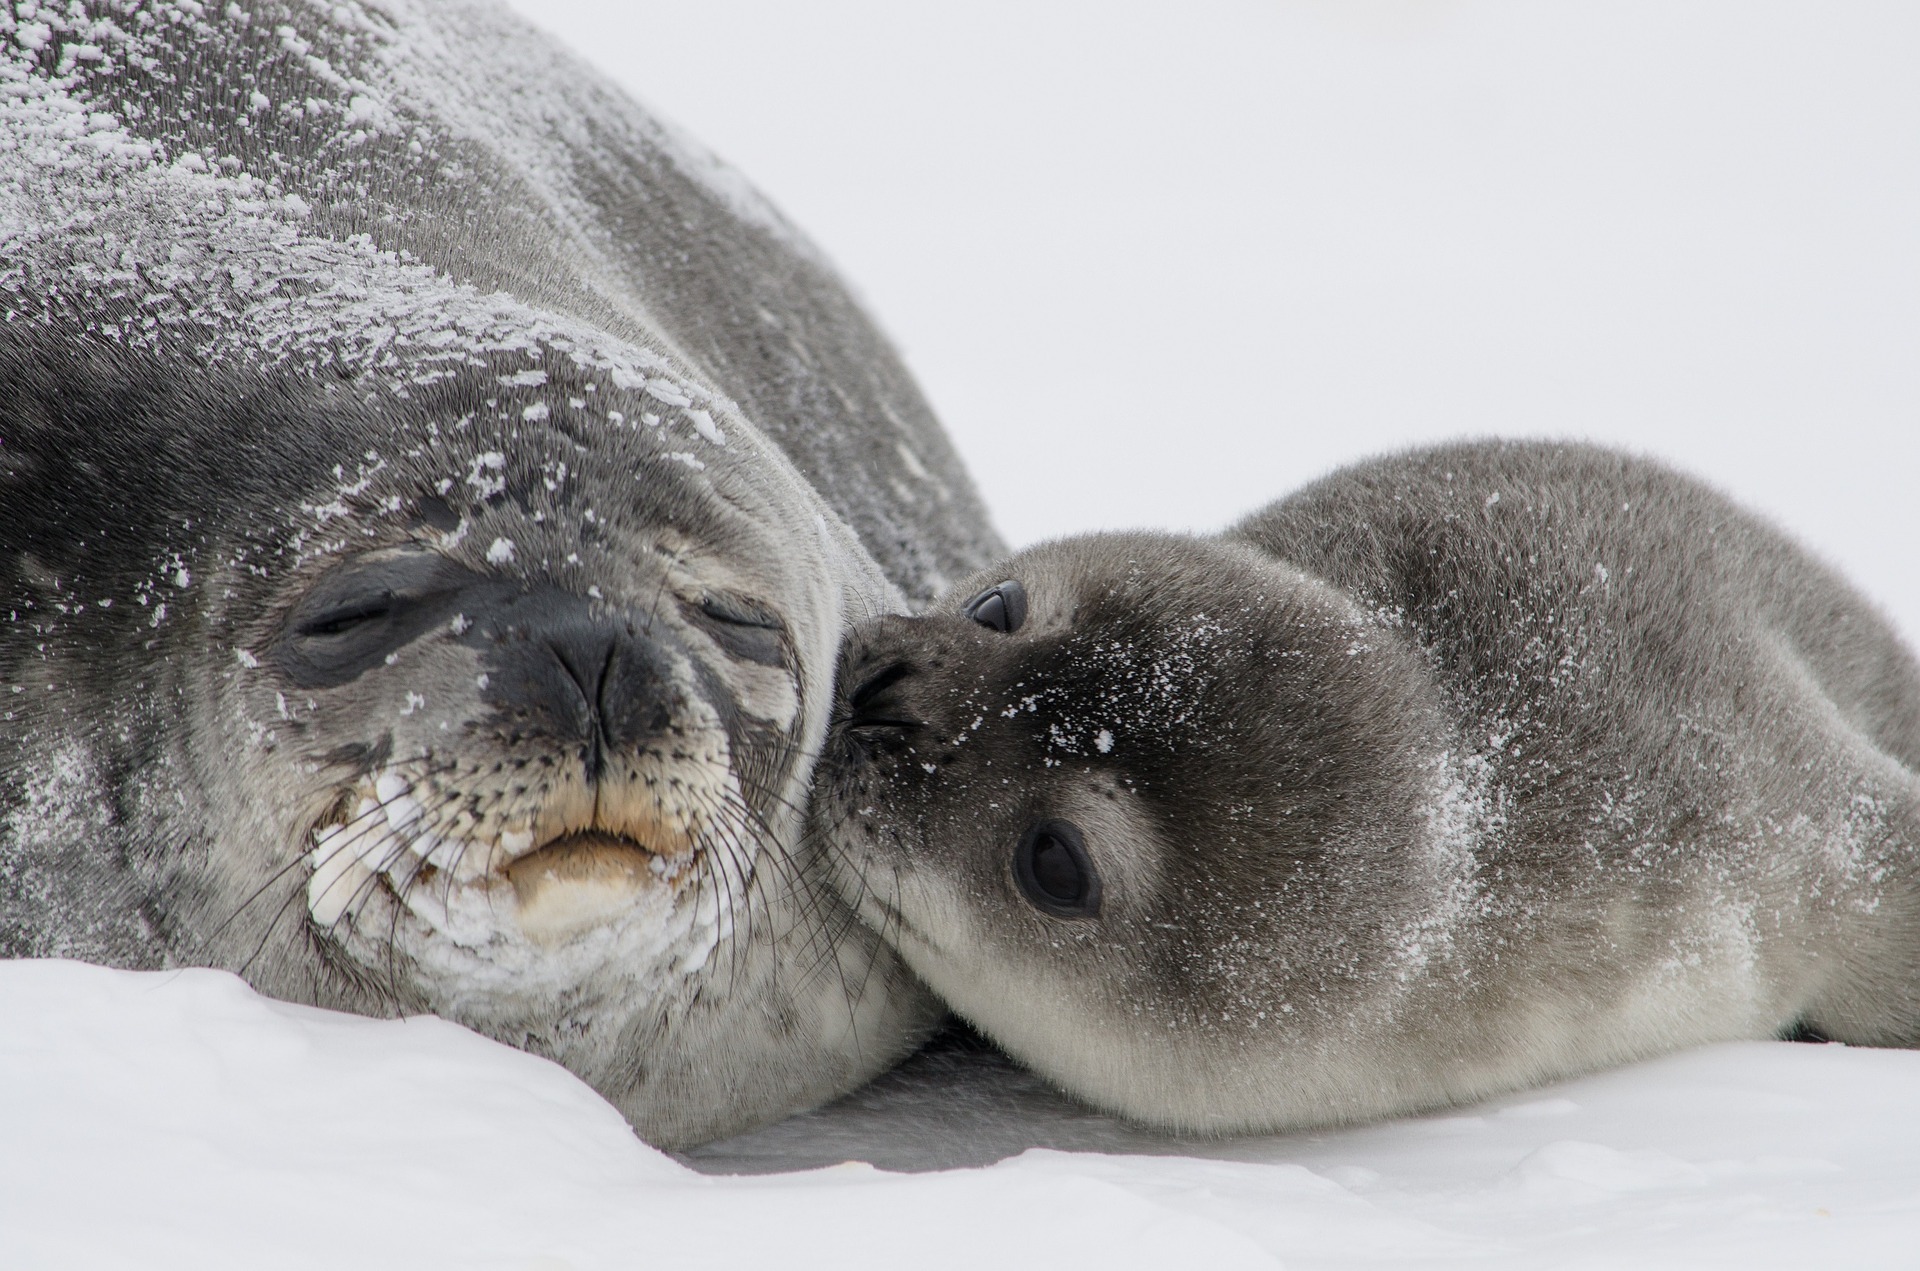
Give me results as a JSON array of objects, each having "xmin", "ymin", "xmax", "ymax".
[
  {"xmin": 818, "ymin": 440, "xmax": 1920, "ymax": 1135},
  {"xmin": 0, "ymin": 1, "xmax": 1002, "ymax": 1146}
]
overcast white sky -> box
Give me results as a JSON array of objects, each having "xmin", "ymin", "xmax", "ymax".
[{"xmin": 506, "ymin": 1, "xmax": 1920, "ymax": 637}]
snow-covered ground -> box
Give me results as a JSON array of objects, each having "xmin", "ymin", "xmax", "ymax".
[
  {"xmin": 11, "ymin": 3, "xmax": 1920, "ymax": 1266},
  {"xmin": 7, "ymin": 959, "xmax": 1919, "ymax": 1268}
]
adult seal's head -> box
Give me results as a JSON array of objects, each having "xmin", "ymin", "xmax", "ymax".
[
  {"xmin": 819, "ymin": 443, "xmax": 1920, "ymax": 1136},
  {"xmin": 0, "ymin": 1, "xmax": 1001, "ymax": 1147}
]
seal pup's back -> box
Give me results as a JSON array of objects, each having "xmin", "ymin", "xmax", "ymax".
[{"xmin": 815, "ymin": 440, "xmax": 1920, "ymax": 1134}]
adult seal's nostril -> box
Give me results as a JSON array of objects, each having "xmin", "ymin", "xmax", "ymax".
[
  {"xmin": 545, "ymin": 634, "xmax": 617, "ymax": 722},
  {"xmin": 544, "ymin": 630, "xmax": 620, "ymax": 781}
]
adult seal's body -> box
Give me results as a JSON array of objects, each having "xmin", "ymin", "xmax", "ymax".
[
  {"xmin": 820, "ymin": 441, "xmax": 1920, "ymax": 1135},
  {"xmin": 0, "ymin": 1, "xmax": 1002, "ymax": 1147}
]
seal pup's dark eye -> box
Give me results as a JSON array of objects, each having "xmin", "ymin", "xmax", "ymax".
[
  {"xmin": 1013, "ymin": 819, "xmax": 1101, "ymax": 919},
  {"xmin": 963, "ymin": 580, "xmax": 1027, "ymax": 634}
]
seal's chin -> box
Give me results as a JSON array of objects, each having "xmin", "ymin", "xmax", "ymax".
[{"xmin": 303, "ymin": 768, "xmax": 701, "ymax": 948}]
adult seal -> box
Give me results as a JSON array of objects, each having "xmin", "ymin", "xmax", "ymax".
[
  {"xmin": 820, "ymin": 441, "xmax": 1920, "ymax": 1135},
  {"xmin": 0, "ymin": 1, "xmax": 1002, "ymax": 1147}
]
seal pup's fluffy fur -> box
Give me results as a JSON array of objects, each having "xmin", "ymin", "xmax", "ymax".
[{"xmin": 820, "ymin": 441, "xmax": 1920, "ymax": 1134}]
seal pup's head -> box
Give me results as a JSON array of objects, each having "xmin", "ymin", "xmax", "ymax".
[{"xmin": 818, "ymin": 532, "xmax": 1483, "ymax": 1134}]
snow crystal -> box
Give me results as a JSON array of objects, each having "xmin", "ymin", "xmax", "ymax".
[{"xmin": 686, "ymin": 408, "xmax": 726, "ymax": 446}]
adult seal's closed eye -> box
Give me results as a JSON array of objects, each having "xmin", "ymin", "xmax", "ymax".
[
  {"xmin": 819, "ymin": 441, "xmax": 1920, "ymax": 1135},
  {"xmin": 0, "ymin": 0, "xmax": 1002, "ymax": 1148}
]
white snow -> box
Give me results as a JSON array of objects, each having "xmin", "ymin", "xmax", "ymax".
[{"xmin": 4, "ymin": 959, "xmax": 1917, "ymax": 1269}]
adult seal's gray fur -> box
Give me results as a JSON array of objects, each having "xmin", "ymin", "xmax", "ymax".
[
  {"xmin": 0, "ymin": 1, "xmax": 1003, "ymax": 1147},
  {"xmin": 819, "ymin": 441, "xmax": 1920, "ymax": 1136}
]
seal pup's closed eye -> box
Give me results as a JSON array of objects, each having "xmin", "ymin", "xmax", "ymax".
[{"xmin": 818, "ymin": 439, "xmax": 1920, "ymax": 1136}]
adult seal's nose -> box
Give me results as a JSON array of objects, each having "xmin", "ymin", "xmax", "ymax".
[{"xmin": 479, "ymin": 592, "xmax": 680, "ymax": 780}]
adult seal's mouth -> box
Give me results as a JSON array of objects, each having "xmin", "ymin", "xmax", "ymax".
[
  {"xmin": 306, "ymin": 779, "xmax": 703, "ymax": 948},
  {"xmin": 0, "ymin": 0, "xmax": 1005, "ymax": 1147}
]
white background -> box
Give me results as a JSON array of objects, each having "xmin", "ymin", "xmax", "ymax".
[{"xmin": 508, "ymin": 0, "xmax": 1920, "ymax": 635}]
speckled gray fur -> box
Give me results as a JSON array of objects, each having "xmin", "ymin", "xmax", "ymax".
[
  {"xmin": 0, "ymin": 0, "xmax": 1002, "ymax": 1148},
  {"xmin": 819, "ymin": 440, "xmax": 1920, "ymax": 1135}
]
